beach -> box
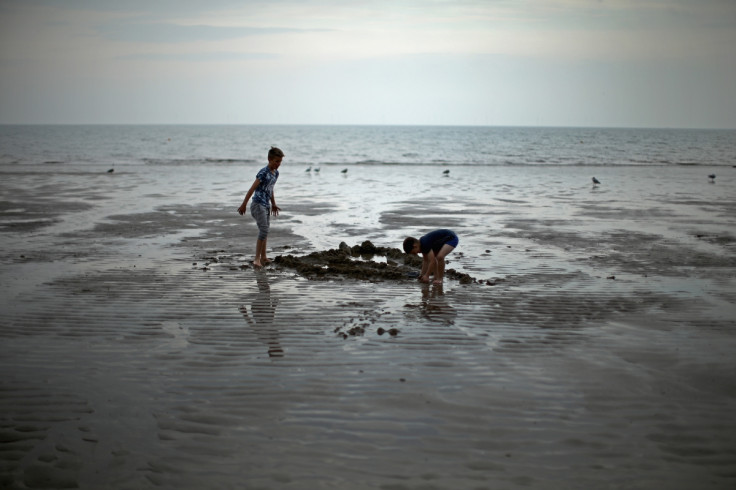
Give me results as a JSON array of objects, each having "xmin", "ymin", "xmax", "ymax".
[{"xmin": 1, "ymin": 143, "xmax": 736, "ymax": 488}]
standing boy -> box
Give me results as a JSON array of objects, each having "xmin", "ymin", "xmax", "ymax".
[
  {"xmin": 403, "ymin": 229, "xmax": 459, "ymax": 284},
  {"xmin": 238, "ymin": 147, "xmax": 284, "ymax": 267}
]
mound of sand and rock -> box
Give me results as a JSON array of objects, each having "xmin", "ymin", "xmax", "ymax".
[{"xmin": 273, "ymin": 240, "xmax": 476, "ymax": 284}]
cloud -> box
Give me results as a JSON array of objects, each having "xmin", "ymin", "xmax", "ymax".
[
  {"xmin": 1, "ymin": 0, "xmax": 735, "ymax": 126},
  {"xmin": 115, "ymin": 51, "xmax": 278, "ymax": 61},
  {"xmin": 97, "ymin": 21, "xmax": 327, "ymax": 44}
]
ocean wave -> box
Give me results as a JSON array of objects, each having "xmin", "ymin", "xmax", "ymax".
[
  {"xmin": 143, "ymin": 158, "xmax": 257, "ymax": 166},
  {"xmin": 0, "ymin": 155, "xmax": 21, "ymax": 165},
  {"xmin": 318, "ymin": 160, "xmax": 706, "ymax": 167},
  {"xmin": 205, "ymin": 158, "xmax": 257, "ymax": 164}
]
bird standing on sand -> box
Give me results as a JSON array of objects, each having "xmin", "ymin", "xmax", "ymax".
[
  {"xmin": 708, "ymin": 174, "xmax": 716, "ymax": 182},
  {"xmin": 443, "ymin": 169, "xmax": 450, "ymax": 175},
  {"xmin": 305, "ymin": 166, "xmax": 311, "ymax": 172},
  {"xmin": 341, "ymin": 168, "xmax": 348, "ymax": 173},
  {"xmin": 592, "ymin": 177, "xmax": 600, "ymax": 186},
  {"xmin": 107, "ymin": 168, "xmax": 114, "ymax": 173}
]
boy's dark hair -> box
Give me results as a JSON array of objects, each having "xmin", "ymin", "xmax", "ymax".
[
  {"xmin": 268, "ymin": 146, "xmax": 284, "ymax": 159},
  {"xmin": 403, "ymin": 237, "xmax": 418, "ymax": 254}
]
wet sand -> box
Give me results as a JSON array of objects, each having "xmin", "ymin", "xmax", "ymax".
[{"xmin": 1, "ymin": 164, "xmax": 736, "ymax": 489}]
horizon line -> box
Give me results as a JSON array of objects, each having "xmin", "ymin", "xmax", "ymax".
[{"xmin": 1, "ymin": 123, "xmax": 734, "ymax": 131}]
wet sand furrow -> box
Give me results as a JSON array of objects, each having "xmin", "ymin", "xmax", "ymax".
[{"xmin": 3, "ymin": 306, "xmax": 734, "ymax": 490}]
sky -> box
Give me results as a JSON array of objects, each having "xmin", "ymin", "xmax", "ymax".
[{"xmin": 1, "ymin": 0, "xmax": 735, "ymax": 128}]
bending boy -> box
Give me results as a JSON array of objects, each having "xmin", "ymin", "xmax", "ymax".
[{"xmin": 403, "ymin": 229, "xmax": 459, "ymax": 284}]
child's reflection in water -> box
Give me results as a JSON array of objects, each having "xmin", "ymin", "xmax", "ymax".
[
  {"xmin": 420, "ymin": 283, "xmax": 457, "ymax": 325},
  {"xmin": 239, "ymin": 272, "xmax": 283, "ymax": 357}
]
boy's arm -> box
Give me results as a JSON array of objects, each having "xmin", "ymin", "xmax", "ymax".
[
  {"xmin": 270, "ymin": 190, "xmax": 280, "ymax": 216},
  {"xmin": 420, "ymin": 251, "xmax": 436, "ymax": 282},
  {"xmin": 238, "ymin": 179, "xmax": 260, "ymax": 215}
]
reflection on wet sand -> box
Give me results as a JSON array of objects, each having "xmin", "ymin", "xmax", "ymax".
[
  {"xmin": 420, "ymin": 283, "xmax": 457, "ymax": 325},
  {"xmin": 239, "ymin": 272, "xmax": 283, "ymax": 357}
]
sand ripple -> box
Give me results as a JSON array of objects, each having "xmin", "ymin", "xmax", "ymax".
[{"xmin": 2, "ymin": 253, "xmax": 735, "ymax": 488}]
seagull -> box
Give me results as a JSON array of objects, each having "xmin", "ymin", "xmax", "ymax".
[
  {"xmin": 592, "ymin": 177, "xmax": 601, "ymax": 186},
  {"xmin": 708, "ymin": 174, "xmax": 716, "ymax": 181},
  {"xmin": 107, "ymin": 168, "xmax": 114, "ymax": 173},
  {"xmin": 443, "ymin": 169, "xmax": 450, "ymax": 175},
  {"xmin": 305, "ymin": 166, "xmax": 311, "ymax": 172},
  {"xmin": 341, "ymin": 168, "xmax": 348, "ymax": 173},
  {"xmin": 313, "ymin": 166, "xmax": 320, "ymax": 172}
]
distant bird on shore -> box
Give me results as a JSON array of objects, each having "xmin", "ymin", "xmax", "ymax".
[
  {"xmin": 708, "ymin": 174, "xmax": 716, "ymax": 182},
  {"xmin": 443, "ymin": 169, "xmax": 450, "ymax": 175},
  {"xmin": 341, "ymin": 168, "xmax": 348, "ymax": 173},
  {"xmin": 305, "ymin": 166, "xmax": 311, "ymax": 172},
  {"xmin": 313, "ymin": 167, "xmax": 320, "ymax": 172},
  {"xmin": 592, "ymin": 177, "xmax": 600, "ymax": 186},
  {"xmin": 107, "ymin": 168, "xmax": 114, "ymax": 173}
]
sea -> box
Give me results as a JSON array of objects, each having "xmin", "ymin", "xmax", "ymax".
[{"xmin": 1, "ymin": 124, "xmax": 735, "ymax": 168}]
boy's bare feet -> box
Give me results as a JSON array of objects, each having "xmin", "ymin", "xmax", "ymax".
[{"xmin": 253, "ymin": 260, "xmax": 263, "ymax": 267}]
